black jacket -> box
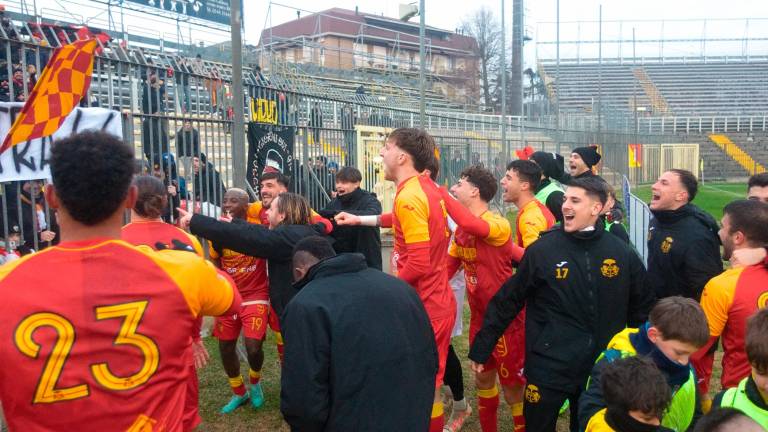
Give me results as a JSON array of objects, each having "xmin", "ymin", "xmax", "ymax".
[
  {"xmin": 189, "ymin": 214, "xmax": 326, "ymax": 318},
  {"xmin": 319, "ymin": 188, "xmax": 383, "ymax": 270},
  {"xmin": 469, "ymin": 223, "xmax": 655, "ymax": 393},
  {"xmin": 647, "ymin": 204, "xmax": 722, "ymax": 301},
  {"xmin": 191, "ymin": 161, "xmax": 225, "ymax": 207},
  {"xmin": 280, "ymin": 253, "xmax": 437, "ymax": 432},
  {"xmin": 175, "ymin": 127, "xmax": 200, "ymax": 158}
]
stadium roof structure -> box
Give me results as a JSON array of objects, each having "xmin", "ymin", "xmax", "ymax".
[{"xmin": 258, "ymin": 7, "xmax": 477, "ymax": 56}]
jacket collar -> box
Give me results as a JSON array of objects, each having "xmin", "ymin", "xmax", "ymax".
[
  {"xmin": 293, "ymin": 253, "xmax": 368, "ymax": 290},
  {"xmin": 337, "ymin": 187, "xmax": 365, "ymax": 206},
  {"xmin": 563, "ymin": 220, "xmax": 605, "ymax": 242},
  {"xmin": 651, "ymin": 203, "xmax": 694, "ymax": 224}
]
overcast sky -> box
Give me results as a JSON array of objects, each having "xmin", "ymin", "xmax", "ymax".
[{"xmin": 22, "ymin": 0, "xmax": 768, "ymax": 62}]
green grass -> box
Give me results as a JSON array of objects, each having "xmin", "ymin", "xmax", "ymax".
[
  {"xmin": 194, "ymin": 183, "xmax": 742, "ymax": 431},
  {"xmin": 632, "ymin": 182, "xmax": 747, "ymax": 220}
]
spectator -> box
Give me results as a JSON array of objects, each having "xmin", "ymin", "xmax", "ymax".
[
  {"xmin": 647, "ymin": 169, "xmax": 722, "ymax": 301},
  {"xmin": 563, "ymin": 145, "xmax": 602, "ymax": 183},
  {"xmin": 308, "ymin": 156, "xmax": 335, "ymax": 209},
  {"xmin": 190, "ymin": 155, "xmax": 225, "ymax": 208},
  {"xmin": 207, "ymin": 66, "xmax": 223, "ymax": 114},
  {"xmin": 584, "ymin": 356, "xmax": 674, "ymax": 432},
  {"xmin": 150, "ymin": 154, "xmax": 186, "ymax": 223},
  {"xmin": 580, "ymin": 297, "xmax": 708, "ymax": 432},
  {"xmin": 25, "ymin": 63, "xmax": 36, "ymax": 94},
  {"xmin": 141, "ymin": 67, "xmax": 166, "ymax": 114},
  {"xmin": 710, "ymin": 308, "xmax": 768, "ymax": 429},
  {"xmin": 179, "ymin": 192, "xmax": 328, "ymax": 321},
  {"xmin": 692, "ymin": 200, "xmax": 768, "ymax": 403},
  {"xmin": 471, "ymin": 151, "xmax": 484, "ymax": 168},
  {"xmin": 280, "ymin": 236, "xmax": 437, "ymax": 431},
  {"xmin": 176, "ymin": 120, "xmax": 201, "ymax": 159},
  {"xmin": 340, "ymin": 104, "xmax": 355, "ymax": 162},
  {"xmin": 4, "ymin": 180, "xmax": 58, "ymax": 253},
  {"xmin": 747, "ymin": 172, "xmax": 768, "ymax": 203},
  {"xmin": 309, "ymin": 102, "xmax": 323, "ymax": 144},
  {"xmin": 444, "ymin": 149, "xmax": 466, "ymax": 186},
  {"xmin": 601, "ymin": 184, "xmax": 629, "ymax": 243},
  {"xmin": 319, "ymin": 167, "xmax": 382, "ymax": 270},
  {"xmin": 174, "ymin": 55, "xmax": 191, "ymax": 113},
  {"xmin": 0, "ymin": 220, "xmax": 21, "ymax": 265},
  {"xmin": 11, "ymin": 67, "xmax": 24, "ymax": 101}
]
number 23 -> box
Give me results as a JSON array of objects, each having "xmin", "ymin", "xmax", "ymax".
[{"xmin": 14, "ymin": 300, "xmax": 159, "ymax": 404}]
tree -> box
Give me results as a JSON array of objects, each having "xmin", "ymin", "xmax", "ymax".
[{"xmin": 461, "ymin": 7, "xmax": 501, "ymax": 111}]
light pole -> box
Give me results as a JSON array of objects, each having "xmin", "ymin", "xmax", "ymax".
[
  {"xmin": 501, "ymin": 0, "xmax": 507, "ymax": 157},
  {"xmin": 419, "ymin": 0, "xmax": 426, "ymax": 128},
  {"xmin": 230, "ymin": 0, "xmax": 246, "ymax": 187}
]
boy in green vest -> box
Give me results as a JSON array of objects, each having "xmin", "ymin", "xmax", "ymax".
[
  {"xmin": 579, "ymin": 297, "xmax": 709, "ymax": 431},
  {"xmin": 585, "ymin": 356, "xmax": 675, "ymax": 432},
  {"xmin": 711, "ymin": 308, "xmax": 768, "ymax": 428}
]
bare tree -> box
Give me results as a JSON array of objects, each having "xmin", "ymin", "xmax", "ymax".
[{"xmin": 461, "ymin": 7, "xmax": 501, "ymax": 110}]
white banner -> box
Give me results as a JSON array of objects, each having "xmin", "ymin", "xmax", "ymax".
[{"xmin": 0, "ymin": 102, "xmax": 123, "ymax": 183}]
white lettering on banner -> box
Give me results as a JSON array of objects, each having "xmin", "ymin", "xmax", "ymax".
[{"xmin": 0, "ymin": 102, "xmax": 123, "ymax": 182}]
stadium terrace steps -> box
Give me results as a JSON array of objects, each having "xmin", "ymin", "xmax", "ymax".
[
  {"xmin": 631, "ymin": 67, "xmax": 671, "ymax": 115},
  {"xmin": 679, "ymin": 134, "xmax": 752, "ymax": 180},
  {"xmin": 708, "ymin": 134, "xmax": 766, "ymax": 176}
]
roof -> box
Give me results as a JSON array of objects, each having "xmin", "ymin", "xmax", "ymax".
[{"xmin": 258, "ymin": 8, "xmax": 477, "ymax": 55}]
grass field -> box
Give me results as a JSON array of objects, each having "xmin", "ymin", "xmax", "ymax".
[{"xmin": 194, "ymin": 182, "xmax": 745, "ymax": 431}]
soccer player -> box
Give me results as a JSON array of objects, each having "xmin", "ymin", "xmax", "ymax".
[
  {"xmin": 747, "ymin": 172, "xmax": 768, "ymax": 203},
  {"xmin": 469, "ymin": 177, "xmax": 654, "ymax": 432},
  {"xmin": 122, "ymin": 174, "xmax": 209, "ymax": 430},
  {"xmin": 336, "ymin": 128, "xmax": 456, "ymax": 432},
  {"xmin": 0, "ymin": 131, "xmax": 239, "ymax": 431},
  {"xmin": 208, "ymin": 188, "xmax": 271, "ymax": 413},
  {"xmin": 438, "ymin": 165, "xmax": 526, "ymax": 432},
  {"xmin": 693, "ymin": 200, "xmax": 768, "ymax": 405},
  {"xmin": 503, "ymin": 160, "xmax": 556, "ymax": 249}
]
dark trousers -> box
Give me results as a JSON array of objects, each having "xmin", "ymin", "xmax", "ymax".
[{"xmin": 523, "ymin": 380, "xmax": 582, "ymax": 432}]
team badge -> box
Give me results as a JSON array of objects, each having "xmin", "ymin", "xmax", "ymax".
[
  {"xmin": 525, "ymin": 384, "xmax": 541, "ymax": 403},
  {"xmin": 661, "ymin": 236, "xmax": 674, "ymax": 253},
  {"xmin": 758, "ymin": 292, "xmax": 768, "ymax": 309},
  {"xmin": 600, "ymin": 259, "xmax": 619, "ymax": 278}
]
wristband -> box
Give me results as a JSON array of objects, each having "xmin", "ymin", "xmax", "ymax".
[{"xmin": 359, "ymin": 215, "xmax": 380, "ymax": 227}]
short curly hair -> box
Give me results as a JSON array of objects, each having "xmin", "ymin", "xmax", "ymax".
[
  {"xmin": 460, "ymin": 165, "xmax": 498, "ymax": 202},
  {"xmin": 51, "ymin": 131, "xmax": 135, "ymax": 226},
  {"xmin": 601, "ymin": 356, "xmax": 672, "ymax": 419}
]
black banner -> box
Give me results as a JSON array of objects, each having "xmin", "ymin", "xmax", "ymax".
[
  {"xmin": 126, "ymin": 0, "xmax": 235, "ymax": 26},
  {"xmin": 247, "ymin": 123, "xmax": 295, "ymax": 194}
]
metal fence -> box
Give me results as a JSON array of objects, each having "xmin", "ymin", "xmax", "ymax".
[{"xmin": 0, "ymin": 30, "xmax": 683, "ymax": 257}]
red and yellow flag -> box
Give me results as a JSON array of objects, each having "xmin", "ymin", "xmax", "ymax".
[{"xmin": 0, "ymin": 39, "xmax": 97, "ymax": 153}]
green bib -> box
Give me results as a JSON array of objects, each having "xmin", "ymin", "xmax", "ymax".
[
  {"xmin": 534, "ymin": 181, "xmax": 563, "ymax": 205},
  {"xmin": 720, "ymin": 378, "xmax": 768, "ymax": 428}
]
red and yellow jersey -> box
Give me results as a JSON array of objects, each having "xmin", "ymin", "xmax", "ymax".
[
  {"xmin": 122, "ymin": 220, "xmax": 204, "ymax": 257},
  {"xmin": 393, "ymin": 175, "xmax": 454, "ymax": 320},
  {"xmin": 0, "ymin": 238, "xmax": 234, "ymax": 431},
  {"xmin": 246, "ymin": 201, "xmax": 269, "ymax": 225},
  {"xmin": 700, "ymin": 264, "xmax": 768, "ymax": 388},
  {"xmin": 209, "ymin": 241, "xmax": 268, "ymax": 302},
  {"xmin": 516, "ymin": 199, "xmax": 556, "ymax": 248},
  {"xmin": 449, "ymin": 211, "xmax": 515, "ymax": 319}
]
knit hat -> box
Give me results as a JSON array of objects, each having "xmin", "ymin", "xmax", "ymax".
[
  {"xmin": 530, "ymin": 151, "xmax": 565, "ymax": 180},
  {"xmin": 572, "ymin": 146, "xmax": 601, "ymax": 168}
]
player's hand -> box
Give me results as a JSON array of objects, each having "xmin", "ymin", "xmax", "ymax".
[
  {"xmin": 470, "ymin": 360, "xmax": 484, "ymax": 373},
  {"xmin": 155, "ymin": 239, "xmax": 196, "ymax": 253},
  {"xmin": 730, "ymin": 247, "xmax": 767, "ymax": 268},
  {"xmin": 192, "ymin": 340, "xmax": 210, "ymax": 369},
  {"xmin": 40, "ymin": 230, "xmax": 56, "ymax": 242},
  {"xmin": 176, "ymin": 207, "xmax": 193, "ymax": 230},
  {"xmin": 334, "ymin": 211, "xmax": 361, "ymax": 226}
]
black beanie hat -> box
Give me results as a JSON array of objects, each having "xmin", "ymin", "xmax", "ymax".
[
  {"xmin": 572, "ymin": 146, "xmax": 601, "ymax": 168},
  {"xmin": 530, "ymin": 151, "xmax": 563, "ymax": 179}
]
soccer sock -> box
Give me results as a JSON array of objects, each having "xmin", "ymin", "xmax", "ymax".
[
  {"xmin": 512, "ymin": 402, "xmax": 525, "ymax": 432},
  {"xmin": 428, "ymin": 401, "xmax": 445, "ymax": 432},
  {"xmin": 477, "ymin": 385, "xmax": 500, "ymax": 432},
  {"xmin": 228, "ymin": 376, "xmax": 247, "ymax": 396},
  {"xmin": 249, "ymin": 369, "xmax": 261, "ymax": 386},
  {"xmin": 275, "ymin": 332, "xmax": 285, "ymax": 365}
]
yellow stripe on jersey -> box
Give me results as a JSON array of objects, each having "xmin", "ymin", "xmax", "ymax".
[
  {"xmin": 395, "ymin": 176, "xmax": 431, "ymax": 244},
  {"xmin": 700, "ymin": 267, "xmax": 744, "ymax": 337},
  {"xmin": 519, "ymin": 200, "xmax": 550, "ymax": 248},
  {"xmin": 482, "ymin": 211, "xmax": 512, "ymax": 247}
]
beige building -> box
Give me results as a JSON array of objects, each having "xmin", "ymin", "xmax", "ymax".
[{"xmin": 258, "ymin": 8, "xmax": 479, "ymax": 103}]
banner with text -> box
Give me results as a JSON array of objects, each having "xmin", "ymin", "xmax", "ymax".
[
  {"xmin": 246, "ymin": 123, "xmax": 295, "ymax": 194},
  {"xmin": 0, "ymin": 103, "xmax": 123, "ymax": 182}
]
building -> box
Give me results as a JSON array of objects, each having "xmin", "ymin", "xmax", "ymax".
[{"xmin": 257, "ymin": 7, "xmax": 480, "ymax": 103}]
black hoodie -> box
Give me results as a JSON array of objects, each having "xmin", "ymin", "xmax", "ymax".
[
  {"xmin": 319, "ymin": 187, "xmax": 383, "ymax": 270},
  {"xmin": 647, "ymin": 204, "xmax": 722, "ymax": 301}
]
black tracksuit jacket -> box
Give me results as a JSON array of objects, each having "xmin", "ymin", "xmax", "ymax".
[
  {"xmin": 647, "ymin": 204, "xmax": 722, "ymax": 301},
  {"xmin": 469, "ymin": 223, "xmax": 655, "ymax": 393}
]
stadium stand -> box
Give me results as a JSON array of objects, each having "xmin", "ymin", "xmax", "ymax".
[{"xmin": 540, "ymin": 58, "xmax": 768, "ymax": 116}]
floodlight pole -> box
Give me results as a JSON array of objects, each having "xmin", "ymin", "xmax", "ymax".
[
  {"xmin": 231, "ymin": 0, "xmax": 246, "ymax": 187},
  {"xmin": 419, "ymin": 0, "xmax": 426, "ymax": 128},
  {"xmin": 500, "ymin": 0, "xmax": 507, "ymax": 157}
]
